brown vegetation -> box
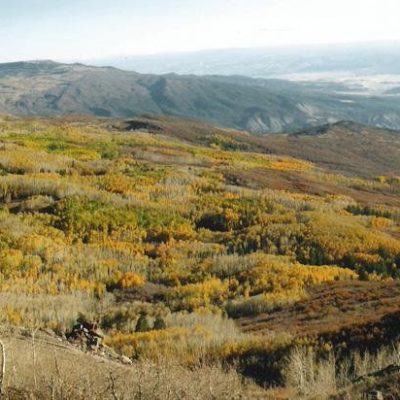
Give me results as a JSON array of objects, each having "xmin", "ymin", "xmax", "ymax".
[{"xmin": 238, "ymin": 281, "xmax": 400, "ymax": 350}]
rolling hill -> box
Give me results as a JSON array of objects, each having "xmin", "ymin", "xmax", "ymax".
[
  {"xmin": 115, "ymin": 116, "xmax": 400, "ymax": 180},
  {"xmin": 261, "ymin": 121, "xmax": 400, "ymax": 178},
  {"xmin": 0, "ymin": 114, "xmax": 399, "ymax": 399},
  {"xmin": 2, "ymin": 60, "xmax": 400, "ymax": 133}
]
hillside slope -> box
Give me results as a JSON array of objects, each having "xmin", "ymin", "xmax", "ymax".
[
  {"xmin": 261, "ymin": 121, "xmax": 400, "ymax": 178},
  {"xmin": 1, "ymin": 328, "xmax": 265, "ymax": 399},
  {"xmin": 2, "ymin": 61, "xmax": 400, "ymax": 133},
  {"xmin": 115, "ymin": 116, "xmax": 400, "ymax": 180},
  {"xmin": 0, "ymin": 115, "xmax": 399, "ymax": 398}
]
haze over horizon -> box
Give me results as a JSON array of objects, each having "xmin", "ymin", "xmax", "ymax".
[{"xmin": 1, "ymin": 0, "xmax": 400, "ymax": 63}]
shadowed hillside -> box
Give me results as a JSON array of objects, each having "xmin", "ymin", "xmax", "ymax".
[
  {"xmin": 238, "ymin": 280, "xmax": 400, "ymax": 349},
  {"xmin": 261, "ymin": 121, "xmax": 400, "ymax": 178}
]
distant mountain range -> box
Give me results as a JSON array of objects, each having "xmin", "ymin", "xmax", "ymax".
[
  {"xmin": 1, "ymin": 60, "xmax": 400, "ymax": 133},
  {"xmin": 91, "ymin": 43, "xmax": 400, "ymax": 79}
]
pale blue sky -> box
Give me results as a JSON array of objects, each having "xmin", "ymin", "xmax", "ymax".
[{"xmin": 1, "ymin": 0, "xmax": 399, "ymax": 62}]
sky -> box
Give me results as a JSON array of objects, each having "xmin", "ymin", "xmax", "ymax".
[{"xmin": 1, "ymin": 0, "xmax": 400, "ymax": 62}]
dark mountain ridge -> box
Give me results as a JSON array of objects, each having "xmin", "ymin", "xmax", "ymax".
[{"xmin": 2, "ymin": 60, "xmax": 400, "ymax": 133}]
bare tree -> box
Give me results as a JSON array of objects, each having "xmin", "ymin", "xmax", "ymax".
[{"xmin": 0, "ymin": 339, "xmax": 5, "ymax": 396}]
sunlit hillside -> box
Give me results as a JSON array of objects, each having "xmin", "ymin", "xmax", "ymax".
[{"xmin": 0, "ymin": 114, "xmax": 399, "ymax": 398}]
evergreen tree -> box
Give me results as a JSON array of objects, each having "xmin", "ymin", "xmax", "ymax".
[
  {"xmin": 135, "ymin": 313, "xmax": 152, "ymax": 332},
  {"xmin": 153, "ymin": 315, "xmax": 166, "ymax": 330}
]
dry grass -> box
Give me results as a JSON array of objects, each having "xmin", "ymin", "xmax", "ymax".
[{"xmin": 0, "ymin": 328, "xmax": 267, "ymax": 400}]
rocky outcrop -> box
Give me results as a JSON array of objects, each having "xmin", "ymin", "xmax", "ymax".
[{"xmin": 66, "ymin": 321, "xmax": 104, "ymax": 351}]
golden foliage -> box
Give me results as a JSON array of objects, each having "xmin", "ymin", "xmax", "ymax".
[{"xmin": 0, "ymin": 116, "xmax": 399, "ymax": 370}]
